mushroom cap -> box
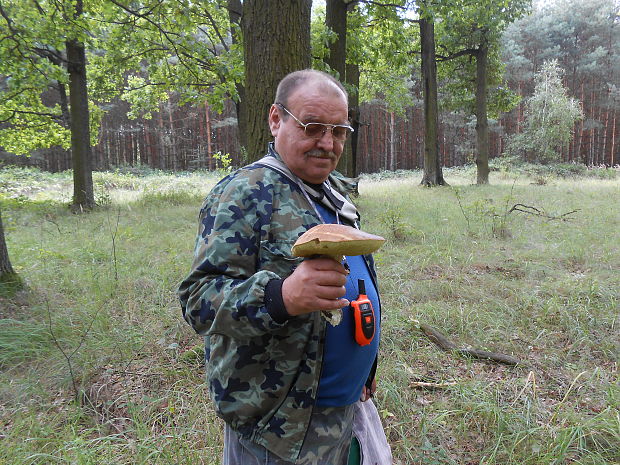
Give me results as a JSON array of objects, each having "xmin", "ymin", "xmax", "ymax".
[{"xmin": 292, "ymin": 224, "xmax": 386, "ymax": 258}]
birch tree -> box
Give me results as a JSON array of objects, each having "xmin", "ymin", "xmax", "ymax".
[{"xmin": 506, "ymin": 60, "xmax": 584, "ymax": 163}]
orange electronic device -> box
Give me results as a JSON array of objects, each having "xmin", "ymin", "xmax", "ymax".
[{"xmin": 351, "ymin": 279, "xmax": 375, "ymax": 346}]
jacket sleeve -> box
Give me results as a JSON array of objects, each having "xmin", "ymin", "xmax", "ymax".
[{"xmin": 178, "ymin": 172, "xmax": 290, "ymax": 339}]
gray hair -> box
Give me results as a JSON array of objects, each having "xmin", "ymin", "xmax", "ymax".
[{"xmin": 274, "ymin": 69, "xmax": 348, "ymax": 108}]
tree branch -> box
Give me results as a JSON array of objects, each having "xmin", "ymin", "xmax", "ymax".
[
  {"xmin": 31, "ymin": 0, "xmax": 46, "ymax": 15},
  {"xmin": 0, "ymin": 86, "xmax": 44, "ymax": 103},
  {"xmin": 0, "ymin": 2, "xmax": 16, "ymax": 31},
  {"xmin": 358, "ymin": 0, "xmax": 407, "ymax": 9},
  {"xmin": 107, "ymin": 0, "xmax": 203, "ymax": 82},
  {"xmin": 436, "ymin": 47, "xmax": 477, "ymax": 62},
  {"xmin": 33, "ymin": 45, "xmax": 67, "ymax": 65},
  {"xmin": 419, "ymin": 323, "xmax": 524, "ymax": 366},
  {"xmin": 0, "ymin": 109, "xmax": 63, "ymax": 124},
  {"xmin": 196, "ymin": 7, "xmax": 229, "ymax": 53},
  {"xmin": 508, "ymin": 204, "xmax": 579, "ymax": 220}
]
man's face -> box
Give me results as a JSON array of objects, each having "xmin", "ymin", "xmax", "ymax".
[{"xmin": 269, "ymin": 82, "xmax": 349, "ymax": 184}]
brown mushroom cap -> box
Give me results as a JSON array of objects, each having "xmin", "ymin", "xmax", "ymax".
[{"xmin": 292, "ymin": 224, "xmax": 386, "ymax": 258}]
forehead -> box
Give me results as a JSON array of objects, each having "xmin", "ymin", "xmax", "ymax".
[{"xmin": 287, "ymin": 81, "xmax": 348, "ymax": 122}]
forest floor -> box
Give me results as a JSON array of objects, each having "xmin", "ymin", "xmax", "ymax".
[{"xmin": 1, "ymin": 163, "xmax": 619, "ymax": 464}]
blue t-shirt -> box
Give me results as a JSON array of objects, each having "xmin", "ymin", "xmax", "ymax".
[{"xmin": 314, "ymin": 203, "xmax": 381, "ymax": 407}]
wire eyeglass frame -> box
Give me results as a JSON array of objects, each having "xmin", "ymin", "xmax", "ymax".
[{"xmin": 275, "ymin": 103, "xmax": 354, "ymax": 142}]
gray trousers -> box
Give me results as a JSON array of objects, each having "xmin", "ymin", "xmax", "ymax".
[{"xmin": 222, "ymin": 400, "xmax": 392, "ymax": 465}]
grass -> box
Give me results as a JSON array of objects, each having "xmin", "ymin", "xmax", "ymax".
[{"xmin": 1, "ymin": 164, "xmax": 619, "ymax": 464}]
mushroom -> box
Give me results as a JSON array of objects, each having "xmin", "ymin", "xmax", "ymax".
[{"xmin": 291, "ymin": 224, "xmax": 386, "ymax": 326}]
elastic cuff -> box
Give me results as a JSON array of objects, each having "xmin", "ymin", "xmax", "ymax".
[{"xmin": 264, "ymin": 279, "xmax": 292, "ymax": 323}]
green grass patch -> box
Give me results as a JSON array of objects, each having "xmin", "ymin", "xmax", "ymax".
[{"xmin": 1, "ymin": 165, "xmax": 619, "ymax": 464}]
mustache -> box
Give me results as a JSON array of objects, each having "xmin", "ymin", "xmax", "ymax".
[{"xmin": 305, "ymin": 149, "xmax": 337, "ymax": 160}]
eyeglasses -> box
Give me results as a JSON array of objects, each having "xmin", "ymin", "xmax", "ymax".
[{"xmin": 276, "ymin": 103, "xmax": 354, "ymax": 141}]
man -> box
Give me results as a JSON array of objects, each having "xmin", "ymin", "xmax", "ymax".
[{"xmin": 179, "ymin": 69, "xmax": 390, "ymax": 465}]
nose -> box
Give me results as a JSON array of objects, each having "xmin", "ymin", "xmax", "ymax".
[{"xmin": 315, "ymin": 127, "xmax": 336, "ymax": 152}]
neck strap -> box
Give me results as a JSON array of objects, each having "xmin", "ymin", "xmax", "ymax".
[{"xmin": 255, "ymin": 145, "xmax": 359, "ymax": 226}]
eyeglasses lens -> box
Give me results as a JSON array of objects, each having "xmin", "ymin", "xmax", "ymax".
[
  {"xmin": 332, "ymin": 126, "xmax": 349, "ymax": 140},
  {"xmin": 304, "ymin": 123, "xmax": 350, "ymax": 141}
]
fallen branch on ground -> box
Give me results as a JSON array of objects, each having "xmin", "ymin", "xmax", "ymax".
[
  {"xmin": 508, "ymin": 204, "xmax": 579, "ymax": 221},
  {"xmin": 419, "ymin": 323, "xmax": 524, "ymax": 366},
  {"xmin": 410, "ymin": 380, "xmax": 458, "ymax": 389}
]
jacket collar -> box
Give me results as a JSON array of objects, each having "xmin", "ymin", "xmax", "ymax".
[{"xmin": 257, "ymin": 143, "xmax": 359, "ymax": 226}]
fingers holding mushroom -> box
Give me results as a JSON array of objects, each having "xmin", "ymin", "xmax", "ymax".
[
  {"xmin": 281, "ymin": 258, "xmax": 350, "ymax": 317},
  {"xmin": 288, "ymin": 224, "xmax": 386, "ymax": 325}
]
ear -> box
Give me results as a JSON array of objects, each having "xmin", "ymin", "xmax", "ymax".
[{"xmin": 268, "ymin": 104, "xmax": 281, "ymax": 137}]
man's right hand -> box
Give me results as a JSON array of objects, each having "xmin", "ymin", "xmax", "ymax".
[{"xmin": 281, "ymin": 258, "xmax": 349, "ymax": 317}]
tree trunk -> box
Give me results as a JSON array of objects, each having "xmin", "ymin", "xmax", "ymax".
[
  {"xmin": 168, "ymin": 105, "xmax": 177, "ymax": 170},
  {"xmin": 227, "ymin": 0, "xmax": 248, "ymax": 153},
  {"xmin": 419, "ymin": 17, "xmax": 446, "ymax": 186},
  {"xmin": 389, "ymin": 111, "xmax": 396, "ymax": 170},
  {"xmin": 611, "ymin": 110, "xmax": 616, "ymax": 166},
  {"xmin": 346, "ymin": 62, "xmax": 360, "ymax": 177},
  {"xmin": 325, "ymin": 0, "xmax": 347, "ymax": 81},
  {"xmin": 0, "ymin": 208, "xmax": 21, "ymax": 289},
  {"xmin": 205, "ymin": 102, "xmax": 213, "ymax": 169},
  {"xmin": 576, "ymin": 81, "xmax": 585, "ymax": 163},
  {"xmin": 517, "ymin": 81, "xmax": 523, "ymax": 133},
  {"xmin": 66, "ymin": 1, "xmax": 94, "ymax": 211},
  {"xmin": 326, "ymin": 0, "xmax": 354, "ymax": 177},
  {"xmin": 157, "ymin": 105, "xmax": 165, "ymax": 169},
  {"xmin": 474, "ymin": 39, "xmax": 490, "ymax": 184},
  {"xmin": 242, "ymin": 0, "xmax": 312, "ymax": 162},
  {"xmin": 601, "ymin": 108, "xmax": 608, "ymax": 166},
  {"xmin": 382, "ymin": 104, "xmax": 388, "ymax": 169}
]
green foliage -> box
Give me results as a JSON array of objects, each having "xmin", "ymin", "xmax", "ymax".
[
  {"xmin": 211, "ymin": 151, "xmax": 234, "ymax": 175},
  {"xmin": 310, "ymin": 5, "xmax": 336, "ymax": 69},
  {"xmin": 93, "ymin": 180, "xmax": 112, "ymax": 207},
  {"xmin": 138, "ymin": 187, "xmax": 204, "ymax": 207},
  {"xmin": 0, "ymin": 0, "xmax": 98, "ymax": 154},
  {"xmin": 0, "ymin": 271, "xmax": 24, "ymax": 296},
  {"xmin": 99, "ymin": 0, "xmax": 244, "ymax": 117},
  {"xmin": 506, "ymin": 61, "xmax": 584, "ymax": 164},
  {"xmin": 492, "ymin": 157, "xmax": 618, "ymax": 180},
  {"xmin": 310, "ymin": 1, "xmax": 416, "ymax": 115},
  {"xmin": 354, "ymin": 3, "xmax": 416, "ymax": 116},
  {"xmin": 0, "ymin": 319, "xmax": 51, "ymax": 366},
  {"xmin": 0, "ymin": 100, "xmax": 71, "ymax": 155},
  {"xmin": 453, "ymin": 186, "xmax": 515, "ymax": 238},
  {"xmin": 362, "ymin": 169, "xmax": 417, "ymax": 182},
  {"xmin": 501, "ymin": 0, "xmax": 619, "ymax": 165},
  {"xmin": 378, "ymin": 205, "xmax": 419, "ymax": 241},
  {"xmin": 0, "ymin": 166, "xmax": 71, "ymax": 203},
  {"xmin": 437, "ymin": 0, "xmax": 531, "ymax": 117},
  {"xmin": 0, "ymin": 0, "xmax": 244, "ymax": 160}
]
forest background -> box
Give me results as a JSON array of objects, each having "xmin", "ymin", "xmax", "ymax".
[
  {"xmin": 0, "ymin": 0, "xmax": 619, "ymax": 464},
  {"xmin": 2, "ymin": 0, "xmax": 618, "ymax": 177}
]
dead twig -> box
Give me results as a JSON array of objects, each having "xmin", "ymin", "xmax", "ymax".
[
  {"xmin": 45, "ymin": 292, "xmax": 96, "ymax": 400},
  {"xmin": 410, "ymin": 381, "xmax": 457, "ymax": 390},
  {"xmin": 419, "ymin": 323, "xmax": 524, "ymax": 366},
  {"xmin": 106, "ymin": 207, "xmax": 121, "ymax": 282},
  {"xmin": 508, "ymin": 204, "xmax": 579, "ymax": 221}
]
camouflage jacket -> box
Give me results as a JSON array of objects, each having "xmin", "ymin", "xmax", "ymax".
[{"xmin": 178, "ymin": 148, "xmax": 378, "ymax": 462}]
